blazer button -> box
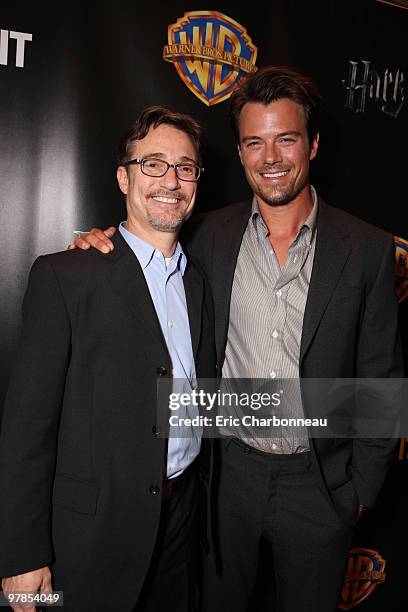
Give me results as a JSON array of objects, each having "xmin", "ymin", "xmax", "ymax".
[
  {"xmin": 156, "ymin": 366, "xmax": 167, "ymax": 377},
  {"xmin": 149, "ymin": 485, "xmax": 160, "ymax": 495},
  {"xmin": 152, "ymin": 425, "xmax": 159, "ymax": 436}
]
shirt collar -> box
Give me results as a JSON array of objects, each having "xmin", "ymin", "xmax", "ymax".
[
  {"xmin": 119, "ymin": 221, "xmax": 187, "ymax": 275},
  {"xmin": 303, "ymin": 185, "xmax": 318, "ymax": 237},
  {"xmin": 250, "ymin": 185, "xmax": 318, "ymax": 244}
]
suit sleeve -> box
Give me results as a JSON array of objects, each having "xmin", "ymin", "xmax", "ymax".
[
  {"xmin": 181, "ymin": 213, "xmax": 214, "ymax": 278},
  {"xmin": 0, "ymin": 256, "xmax": 71, "ymax": 577},
  {"xmin": 352, "ymin": 234, "xmax": 403, "ymax": 508}
]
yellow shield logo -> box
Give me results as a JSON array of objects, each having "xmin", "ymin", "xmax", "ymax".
[
  {"xmin": 339, "ymin": 548, "xmax": 386, "ymax": 609},
  {"xmin": 163, "ymin": 11, "xmax": 258, "ymax": 106}
]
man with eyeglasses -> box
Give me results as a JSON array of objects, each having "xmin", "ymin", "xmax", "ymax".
[{"xmin": 0, "ymin": 106, "xmax": 215, "ymax": 612}]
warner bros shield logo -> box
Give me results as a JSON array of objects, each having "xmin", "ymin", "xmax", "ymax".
[
  {"xmin": 395, "ymin": 235, "xmax": 408, "ymax": 303},
  {"xmin": 163, "ymin": 11, "xmax": 258, "ymax": 106},
  {"xmin": 339, "ymin": 548, "xmax": 386, "ymax": 609}
]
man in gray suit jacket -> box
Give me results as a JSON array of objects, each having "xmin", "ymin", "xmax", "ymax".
[{"xmin": 71, "ymin": 67, "xmax": 402, "ymax": 612}]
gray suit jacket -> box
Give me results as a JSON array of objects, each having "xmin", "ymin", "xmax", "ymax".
[{"xmin": 183, "ymin": 197, "xmax": 403, "ymax": 521}]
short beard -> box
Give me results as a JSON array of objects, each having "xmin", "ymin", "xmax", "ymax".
[
  {"xmin": 257, "ymin": 174, "xmax": 309, "ymax": 207},
  {"xmin": 147, "ymin": 190, "xmax": 190, "ymax": 232},
  {"xmin": 147, "ymin": 210, "xmax": 187, "ymax": 232}
]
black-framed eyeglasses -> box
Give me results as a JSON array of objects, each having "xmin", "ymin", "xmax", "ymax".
[{"xmin": 124, "ymin": 157, "xmax": 203, "ymax": 182}]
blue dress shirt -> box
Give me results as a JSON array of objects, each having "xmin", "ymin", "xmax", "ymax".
[{"xmin": 119, "ymin": 222, "xmax": 200, "ymax": 478}]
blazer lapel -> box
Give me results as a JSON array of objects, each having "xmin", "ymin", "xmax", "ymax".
[
  {"xmin": 212, "ymin": 200, "xmax": 252, "ymax": 363},
  {"xmin": 183, "ymin": 262, "xmax": 203, "ymax": 359},
  {"xmin": 300, "ymin": 200, "xmax": 351, "ymax": 364},
  {"xmin": 108, "ymin": 232, "xmax": 168, "ymax": 352}
]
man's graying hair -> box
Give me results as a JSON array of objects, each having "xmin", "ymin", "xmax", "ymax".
[
  {"xmin": 117, "ymin": 105, "xmax": 203, "ymax": 166},
  {"xmin": 229, "ymin": 66, "xmax": 323, "ymax": 145}
]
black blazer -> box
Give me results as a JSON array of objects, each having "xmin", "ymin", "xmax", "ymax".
[
  {"xmin": 0, "ymin": 232, "xmax": 216, "ymax": 611},
  {"xmin": 184, "ymin": 197, "xmax": 403, "ymax": 521}
]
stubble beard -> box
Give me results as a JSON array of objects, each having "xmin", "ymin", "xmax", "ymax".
[
  {"xmin": 146, "ymin": 190, "xmax": 191, "ymax": 232},
  {"xmin": 147, "ymin": 210, "xmax": 187, "ymax": 232},
  {"xmin": 257, "ymin": 172, "xmax": 309, "ymax": 207}
]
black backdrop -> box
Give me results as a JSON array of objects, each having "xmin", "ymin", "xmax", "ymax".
[{"xmin": 1, "ymin": 1, "xmax": 407, "ymax": 609}]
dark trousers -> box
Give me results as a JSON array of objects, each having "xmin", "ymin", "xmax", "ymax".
[
  {"xmin": 134, "ymin": 463, "xmax": 200, "ymax": 612},
  {"xmin": 202, "ymin": 438, "xmax": 354, "ymax": 612}
]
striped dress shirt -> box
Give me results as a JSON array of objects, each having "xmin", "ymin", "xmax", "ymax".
[{"xmin": 221, "ymin": 187, "xmax": 318, "ymax": 453}]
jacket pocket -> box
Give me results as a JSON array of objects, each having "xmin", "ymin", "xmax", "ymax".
[
  {"xmin": 330, "ymin": 479, "xmax": 359, "ymax": 527},
  {"xmin": 52, "ymin": 472, "xmax": 99, "ymax": 515}
]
